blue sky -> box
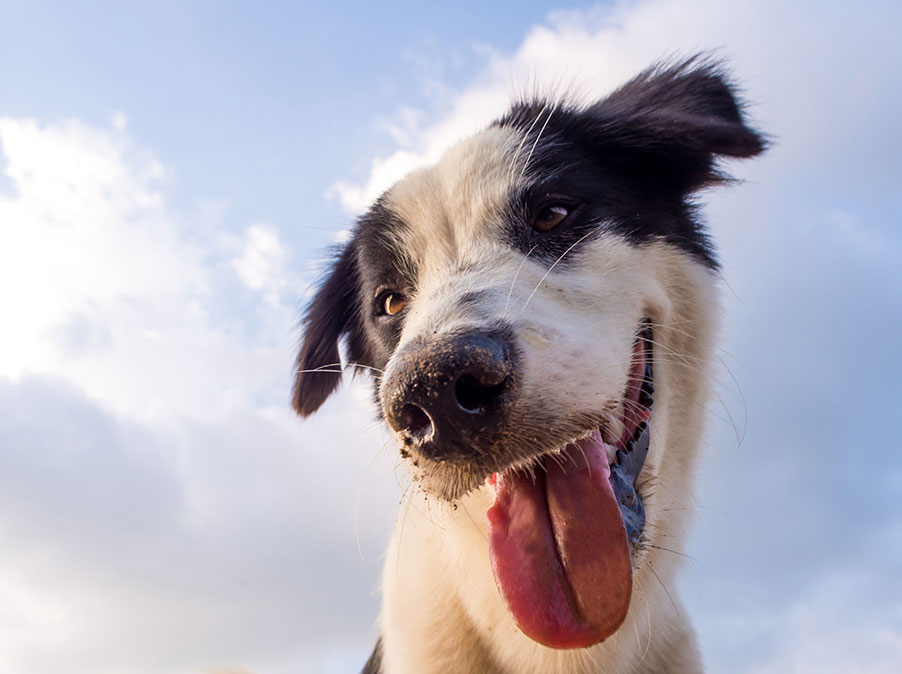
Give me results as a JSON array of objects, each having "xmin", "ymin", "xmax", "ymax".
[
  {"xmin": 1, "ymin": 1, "xmax": 900, "ymax": 673},
  {"xmin": 1, "ymin": 0, "xmax": 598, "ymax": 253}
]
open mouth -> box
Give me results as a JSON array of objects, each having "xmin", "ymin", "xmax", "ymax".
[{"xmin": 485, "ymin": 325, "xmax": 654, "ymax": 649}]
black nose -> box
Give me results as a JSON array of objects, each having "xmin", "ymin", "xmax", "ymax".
[{"xmin": 382, "ymin": 332, "xmax": 516, "ymax": 461}]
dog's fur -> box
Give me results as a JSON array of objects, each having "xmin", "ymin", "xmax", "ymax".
[{"xmin": 293, "ymin": 57, "xmax": 764, "ymax": 674}]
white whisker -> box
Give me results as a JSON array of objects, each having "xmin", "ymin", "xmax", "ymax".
[{"xmin": 519, "ymin": 229, "xmax": 595, "ymax": 312}]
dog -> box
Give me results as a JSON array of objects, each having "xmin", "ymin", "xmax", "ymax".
[{"xmin": 293, "ymin": 57, "xmax": 765, "ymax": 674}]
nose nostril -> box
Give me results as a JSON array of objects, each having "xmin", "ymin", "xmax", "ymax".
[
  {"xmin": 399, "ymin": 403, "xmax": 433, "ymax": 439},
  {"xmin": 455, "ymin": 374, "xmax": 507, "ymax": 414}
]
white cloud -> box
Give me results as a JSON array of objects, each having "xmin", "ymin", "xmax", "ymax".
[
  {"xmin": 688, "ymin": 545, "xmax": 902, "ymax": 674},
  {"xmin": 230, "ymin": 223, "xmax": 290, "ymax": 307},
  {"xmin": 0, "ymin": 375, "xmax": 396, "ymax": 674},
  {"xmin": 0, "ymin": 117, "xmax": 397, "ymax": 673},
  {"xmin": 0, "ymin": 116, "xmax": 209, "ymax": 421},
  {"xmin": 0, "ymin": 118, "xmax": 302, "ymax": 427}
]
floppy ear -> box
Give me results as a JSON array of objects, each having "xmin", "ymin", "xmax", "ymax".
[
  {"xmin": 292, "ymin": 244, "xmax": 361, "ymax": 417},
  {"xmin": 587, "ymin": 56, "xmax": 766, "ymax": 193}
]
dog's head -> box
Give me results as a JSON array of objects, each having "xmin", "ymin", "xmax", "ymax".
[{"xmin": 294, "ymin": 58, "xmax": 764, "ymax": 650}]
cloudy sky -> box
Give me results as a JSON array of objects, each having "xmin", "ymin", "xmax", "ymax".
[{"xmin": 1, "ymin": 1, "xmax": 900, "ymax": 673}]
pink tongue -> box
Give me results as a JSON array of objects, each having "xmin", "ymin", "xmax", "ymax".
[{"xmin": 486, "ymin": 431, "xmax": 632, "ymax": 648}]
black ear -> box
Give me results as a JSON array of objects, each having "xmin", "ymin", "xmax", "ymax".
[
  {"xmin": 292, "ymin": 244, "xmax": 361, "ymax": 417},
  {"xmin": 587, "ymin": 56, "xmax": 766, "ymax": 192}
]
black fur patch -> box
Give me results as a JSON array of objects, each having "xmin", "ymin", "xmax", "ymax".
[
  {"xmin": 494, "ymin": 57, "xmax": 766, "ymax": 268},
  {"xmin": 292, "ymin": 201, "xmax": 414, "ymax": 415},
  {"xmin": 292, "ymin": 242, "xmax": 361, "ymax": 416}
]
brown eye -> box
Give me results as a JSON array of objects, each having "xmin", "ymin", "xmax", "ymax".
[
  {"xmin": 533, "ymin": 203, "xmax": 571, "ymax": 232},
  {"xmin": 381, "ymin": 292, "xmax": 407, "ymax": 316}
]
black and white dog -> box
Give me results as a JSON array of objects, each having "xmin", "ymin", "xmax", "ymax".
[{"xmin": 294, "ymin": 58, "xmax": 764, "ymax": 674}]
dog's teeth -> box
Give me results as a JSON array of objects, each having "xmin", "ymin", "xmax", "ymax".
[
  {"xmin": 606, "ymin": 416, "xmax": 625, "ymax": 444},
  {"xmin": 604, "ymin": 441, "xmax": 618, "ymax": 464}
]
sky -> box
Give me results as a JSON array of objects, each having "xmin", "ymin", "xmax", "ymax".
[{"xmin": 0, "ymin": 1, "xmax": 900, "ymax": 673}]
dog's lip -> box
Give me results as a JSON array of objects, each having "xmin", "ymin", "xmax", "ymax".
[{"xmin": 484, "ymin": 426, "xmax": 613, "ymax": 489}]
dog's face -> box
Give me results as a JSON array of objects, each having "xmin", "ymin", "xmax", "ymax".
[{"xmin": 294, "ymin": 60, "xmax": 763, "ymax": 652}]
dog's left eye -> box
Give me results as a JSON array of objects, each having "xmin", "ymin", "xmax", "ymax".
[
  {"xmin": 377, "ymin": 291, "xmax": 407, "ymax": 317},
  {"xmin": 532, "ymin": 203, "xmax": 571, "ymax": 232}
]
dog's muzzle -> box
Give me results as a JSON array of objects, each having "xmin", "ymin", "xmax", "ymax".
[{"xmin": 381, "ymin": 331, "xmax": 516, "ymax": 462}]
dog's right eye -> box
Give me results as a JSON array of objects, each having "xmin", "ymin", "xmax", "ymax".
[
  {"xmin": 377, "ymin": 291, "xmax": 407, "ymax": 317},
  {"xmin": 532, "ymin": 202, "xmax": 572, "ymax": 232}
]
